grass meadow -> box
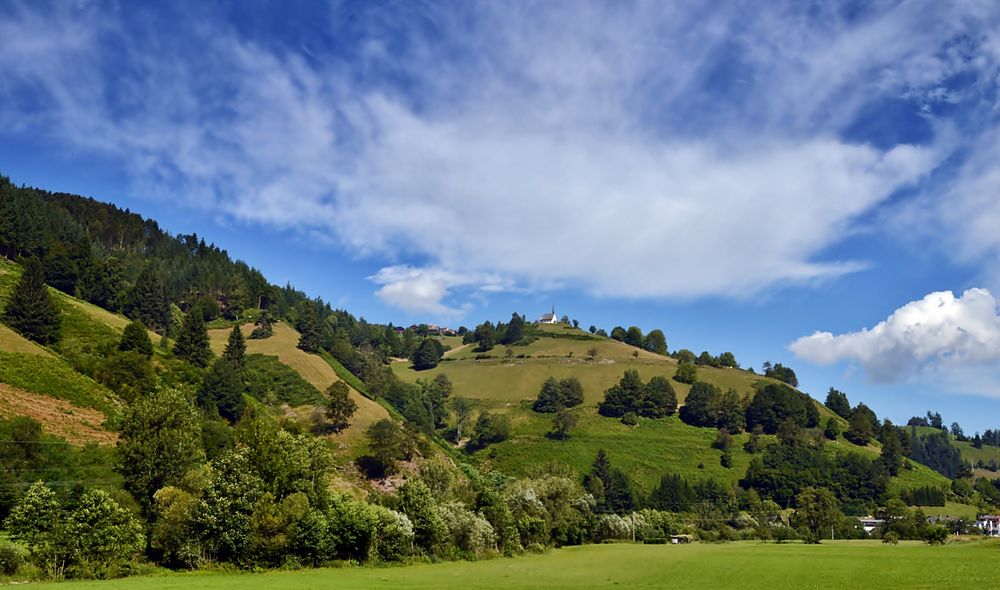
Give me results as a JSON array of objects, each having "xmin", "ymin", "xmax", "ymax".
[
  {"xmin": 208, "ymin": 322, "xmax": 390, "ymax": 454},
  {"xmin": 27, "ymin": 540, "xmax": 999, "ymax": 590}
]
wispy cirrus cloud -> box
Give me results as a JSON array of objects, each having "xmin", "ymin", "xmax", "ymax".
[{"xmin": 0, "ymin": 1, "xmax": 998, "ymax": 317}]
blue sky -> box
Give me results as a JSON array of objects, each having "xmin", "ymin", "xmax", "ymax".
[{"xmin": 3, "ymin": 0, "xmax": 1000, "ymax": 432}]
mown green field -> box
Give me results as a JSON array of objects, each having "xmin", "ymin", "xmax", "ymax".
[{"xmin": 30, "ymin": 541, "xmax": 999, "ymax": 590}]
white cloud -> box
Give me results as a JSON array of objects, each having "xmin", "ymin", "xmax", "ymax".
[
  {"xmin": 790, "ymin": 289, "xmax": 1000, "ymax": 390},
  {"xmin": 369, "ymin": 266, "xmax": 510, "ymax": 319},
  {"xmin": 0, "ymin": 2, "xmax": 998, "ymax": 313}
]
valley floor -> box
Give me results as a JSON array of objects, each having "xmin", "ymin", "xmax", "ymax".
[{"xmin": 27, "ymin": 540, "xmax": 999, "ymax": 590}]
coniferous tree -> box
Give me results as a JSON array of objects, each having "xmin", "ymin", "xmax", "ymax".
[
  {"xmin": 679, "ymin": 381, "xmax": 721, "ymax": 427},
  {"xmin": 2, "ymin": 257, "xmax": 61, "ymax": 345},
  {"xmin": 501, "ymin": 312, "xmax": 526, "ymax": 345},
  {"xmin": 879, "ymin": 420, "xmax": 904, "ymax": 475},
  {"xmin": 198, "ymin": 359, "xmax": 245, "ymax": 423},
  {"xmin": 642, "ymin": 375, "xmax": 678, "ymax": 418},
  {"xmin": 250, "ymin": 309, "xmax": 274, "ymax": 339},
  {"xmin": 584, "ymin": 449, "xmax": 636, "ymax": 513},
  {"xmin": 845, "ymin": 403, "xmax": 877, "ymax": 445},
  {"xmin": 125, "ymin": 264, "xmax": 168, "ymax": 332},
  {"xmin": 119, "ymin": 319, "xmax": 153, "ymax": 358},
  {"xmin": 824, "ymin": 388, "xmax": 851, "ymax": 419},
  {"xmin": 411, "ymin": 338, "xmax": 443, "ymax": 370},
  {"xmin": 174, "ymin": 309, "xmax": 212, "ymax": 367},
  {"xmin": 42, "ymin": 243, "xmax": 77, "ymax": 294},
  {"xmin": 296, "ymin": 302, "xmax": 323, "ymax": 353},
  {"xmin": 223, "ymin": 324, "xmax": 247, "ymax": 372}
]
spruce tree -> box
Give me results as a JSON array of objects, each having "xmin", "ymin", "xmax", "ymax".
[
  {"xmin": 126, "ymin": 265, "xmax": 168, "ymax": 332},
  {"xmin": 198, "ymin": 359, "xmax": 245, "ymax": 423},
  {"xmin": 2, "ymin": 257, "xmax": 61, "ymax": 345},
  {"xmin": 223, "ymin": 324, "xmax": 246, "ymax": 372},
  {"xmin": 174, "ymin": 309, "xmax": 212, "ymax": 367},
  {"xmin": 119, "ymin": 319, "xmax": 154, "ymax": 358},
  {"xmin": 296, "ymin": 303, "xmax": 322, "ymax": 353},
  {"xmin": 43, "ymin": 244, "xmax": 78, "ymax": 295}
]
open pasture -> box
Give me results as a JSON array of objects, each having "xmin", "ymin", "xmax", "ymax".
[{"xmin": 31, "ymin": 540, "xmax": 998, "ymax": 590}]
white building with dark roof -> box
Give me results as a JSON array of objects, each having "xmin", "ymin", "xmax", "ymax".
[{"xmin": 537, "ymin": 306, "xmax": 558, "ymax": 324}]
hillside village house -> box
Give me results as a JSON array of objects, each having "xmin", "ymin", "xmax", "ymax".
[
  {"xmin": 977, "ymin": 515, "xmax": 1000, "ymax": 536},
  {"xmin": 538, "ymin": 307, "xmax": 558, "ymax": 324}
]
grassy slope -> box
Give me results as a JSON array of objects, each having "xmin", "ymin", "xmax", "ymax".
[
  {"xmin": 0, "ymin": 259, "xmax": 122, "ymax": 418},
  {"xmin": 922, "ymin": 502, "xmax": 980, "ymax": 520},
  {"xmin": 394, "ymin": 324, "xmax": 949, "ymax": 493},
  {"xmin": 0, "ymin": 323, "xmax": 52, "ymax": 356},
  {"xmin": 208, "ymin": 322, "xmax": 389, "ymax": 454},
  {"xmin": 397, "ymin": 324, "xmax": 769, "ymax": 407},
  {"xmin": 0, "ymin": 351, "xmax": 117, "ymax": 416},
  {"xmin": 29, "ymin": 541, "xmax": 1000, "ymax": 590}
]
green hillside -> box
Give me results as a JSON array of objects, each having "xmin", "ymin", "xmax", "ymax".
[
  {"xmin": 0, "ymin": 256, "xmax": 390, "ymax": 458},
  {"xmin": 401, "ymin": 324, "xmax": 775, "ymax": 406},
  {"xmin": 394, "ymin": 323, "xmax": 950, "ymax": 495},
  {"xmin": 207, "ymin": 322, "xmax": 391, "ymax": 455}
]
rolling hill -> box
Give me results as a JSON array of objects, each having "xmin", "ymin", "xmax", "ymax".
[{"xmin": 394, "ymin": 323, "xmax": 951, "ymax": 494}]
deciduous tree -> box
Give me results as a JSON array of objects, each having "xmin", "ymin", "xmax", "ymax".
[{"xmin": 325, "ymin": 381, "xmax": 357, "ymax": 431}]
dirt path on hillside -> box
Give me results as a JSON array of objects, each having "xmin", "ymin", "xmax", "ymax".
[{"xmin": 0, "ymin": 383, "xmax": 117, "ymax": 445}]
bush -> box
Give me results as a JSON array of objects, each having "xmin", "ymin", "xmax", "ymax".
[
  {"xmin": 0, "ymin": 541, "xmax": 26, "ymax": 576},
  {"xmin": 771, "ymin": 525, "xmax": 799, "ymax": 543},
  {"xmin": 438, "ymin": 502, "xmax": 497, "ymax": 556},
  {"xmin": 883, "ymin": 531, "xmax": 900, "ymax": 545},
  {"xmin": 621, "ymin": 412, "xmax": 639, "ymax": 426},
  {"xmin": 720, "ymin": 450, "xmax": 733, "ymax": 468},
  {"xmin": 923, "ymin": 525, "xmax": 948, "ymax": 545},
  {"xmin": 594, "ymin": 514, "xmax": 632, "ymax": 542},
  {"xmin": 470, "ymin": 411, "xmax": 511, "ymax": 450},
  {"xmin": 533, "ymin": 377, "xmax": 585, "ymax": 413},
  {"xmin": 673, "ymin": 362, "xmax": 697, "ymax": 384}
]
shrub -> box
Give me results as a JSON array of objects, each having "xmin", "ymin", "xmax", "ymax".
[
  {"xmin": 0, "ymin": 541, "xmax": 26, "ymax": 576},
  {"xmin": 621, "ymin": 412, "xmax": 639, "ymax": 426},
  {"xmin": 533, "ymin": 377, "xmax": 584, "ymax": 413},
  {"xmin": 372, "ymin": 506, "xmax": 415, "ymax": 562},
  {"xmin": 923, "ymin": 525, "xmax": 949, "ymax": 545},
  {"xmin": 470, "ymin": 411, "xmax": 511, "ymax": 450},
  {"xmin": 883, "ymin": 531, "xmax": 900, "ymax": 545},
  {"xmin": 594, "ymin": 514, "xmax": 632, "ymax": 542},
  {"xmin": 720, "ymin": 450, "xmax": 733, "ymax": 468},
  {"xmin": 673, "ymin": 362, "xmax": 697, "ymax": 384},
  {"xmin": 438, "ymin": 502, "xmax": 497, "ymax": 556}
]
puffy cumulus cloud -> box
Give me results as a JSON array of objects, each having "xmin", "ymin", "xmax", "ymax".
[
  {"xmin": 790, "ymin": 289, "xmax": 1000, "ymax": 388},
  {"xmin": 0, "ymin": 1, "xmax": 998, "ymax": 312},
  {"xmin": 369, "ymin": 266, "xmax": 511, "ymax": 319}
]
